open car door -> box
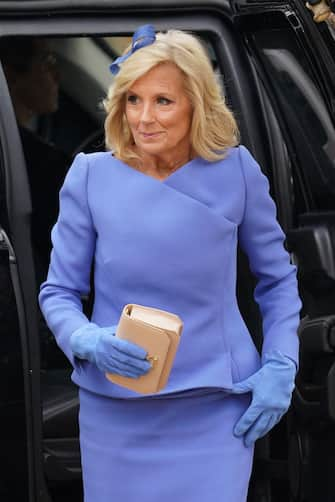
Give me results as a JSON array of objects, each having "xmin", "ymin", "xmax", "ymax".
[{"xmin": 0, "ymin": 62, "xmax": 51, "ymax": 500}]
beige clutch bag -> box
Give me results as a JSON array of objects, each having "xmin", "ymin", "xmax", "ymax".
[{"xmin": 105, "ymin": 304, "xmax": 183, "ymax": 394}]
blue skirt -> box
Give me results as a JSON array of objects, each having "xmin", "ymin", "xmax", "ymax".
[{"xmin": 79, "ymin": 389, "xmax": 254, "ymax": 502}]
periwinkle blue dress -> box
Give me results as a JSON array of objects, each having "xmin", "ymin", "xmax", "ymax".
[{"xmin": 39, "ymin": 145, "xmax": 301, "ymax": 501}]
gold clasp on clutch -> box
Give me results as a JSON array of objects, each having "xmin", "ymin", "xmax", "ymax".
[{"xmin": 146, "ymin": 355, "xmax": 159, "ymax": 367}]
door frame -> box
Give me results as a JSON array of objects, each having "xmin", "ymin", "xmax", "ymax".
[{"xmin": 0, "ymin": 64, "xmax": 51, "ymax": 500}]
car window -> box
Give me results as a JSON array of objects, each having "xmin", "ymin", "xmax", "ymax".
[
  {"xmin": 96, "ymin": 36, "xmax": 132, "ymax": 56},
  {"xmin": 250, "ymin": 22, "xmax": 335, "ymax": 215}
]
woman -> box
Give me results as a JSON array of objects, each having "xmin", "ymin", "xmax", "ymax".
[{"xmin": 39, "ymin": 25, "xmax": 301, "ymax": 502}]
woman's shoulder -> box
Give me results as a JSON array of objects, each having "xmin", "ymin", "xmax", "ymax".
[
  {"xmin": 221, "ymin": 144, "xmax": 252, "ymax": 162},
  {"xmin": 202, "ymin": 144, "xmax": 248, "ymax": 165},
  {"xmin": 78, "ymin": 150, "xmax": 115, "ymax": 167},
  {"xmin": 222, "ymin": 145, "xmax": 267, "ymax": 189},
  {"xmin": 214, "ymin": 145, "xmax": 259, "ymax": 174},
  {"xmin": 200, "ymin": 145, "xmax": 260, "ymax": 188},
  {"xmin": 203, "ymin": 145, "xmax": 250, "ymax": 171},
  {"xmin": 69, "ymin": 151, "xmax": 123, "ymax": 180}
]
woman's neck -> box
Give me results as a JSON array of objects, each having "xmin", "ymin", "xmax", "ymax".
[{"xmin": 132, "ymin": 146, "xmax": 194, "ymax": 179}]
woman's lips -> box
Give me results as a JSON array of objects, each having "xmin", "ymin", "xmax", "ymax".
[{"xmin": 139, "ymin": 132, "xmax": 163, "ymax": 138}]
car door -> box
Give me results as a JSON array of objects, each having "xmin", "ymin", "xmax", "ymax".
[
  {"xmin": 231, "ymin": 1, "xmax": 335, "ymax": 501},
  {"xmin": 0, "ymin": 59, "xmax": 52, "ymax": 501}
]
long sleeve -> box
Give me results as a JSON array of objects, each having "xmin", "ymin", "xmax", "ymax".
[
  {"xmin": 39, "ymin": 153, "xmax": 96, "ymax": 367},
  {"xmin": 238, "ymin": 146, "xmax": 301, "ymax": 365}
]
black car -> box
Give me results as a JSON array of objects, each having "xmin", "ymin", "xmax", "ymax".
[{"xmin": 0, "ymin": 1, "xmax": 334, "ymax": 500}]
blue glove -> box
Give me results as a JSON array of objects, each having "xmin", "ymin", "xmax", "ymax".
[
  {"xmin": 232, "ymin": 350, "xmax": 297, "ymax": 447},
  {"xmin": 70, "ymin": 323, "xmax": 152, "ymax": 378}
]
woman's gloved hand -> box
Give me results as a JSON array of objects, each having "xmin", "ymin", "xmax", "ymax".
[
  {"xmin": 70, "ymin": 323, "xmax": 152, "ymax": 378},
  {"xmin": 232, "ymin": 350, "xmax": 297, "ymax": 447}
]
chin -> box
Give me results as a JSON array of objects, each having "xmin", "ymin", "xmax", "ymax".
[{"xmin": 138, "ymin": 142, "xmax": 167, "ymax": 156}]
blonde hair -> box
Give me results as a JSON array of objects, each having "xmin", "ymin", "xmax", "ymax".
[{"xmin": 104, "ymin": 29, "xmax": 239, "ymax": 163}]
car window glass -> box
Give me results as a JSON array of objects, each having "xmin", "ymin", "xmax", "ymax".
[
  {"xmin": 96, "ymin": 36, "xmax": 132, "ymax": 56},
  {"xmin": 251, "ymin": 26, "xmax": 335, "ymax": 214}
]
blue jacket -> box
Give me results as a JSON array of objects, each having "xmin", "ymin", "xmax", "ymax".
[{"xmin": 39, "ymin": 145, "xmax": 301, "ymax": 398}]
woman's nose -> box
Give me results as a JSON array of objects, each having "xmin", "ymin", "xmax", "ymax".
[{"xmin": 140, "ymin": 103, "xmax": 154, "ymax": 123}]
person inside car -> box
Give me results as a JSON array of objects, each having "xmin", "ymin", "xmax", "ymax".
[
  {"xmin": 39, "ymin": 25, "xmax": 301, "ymax": 502},
  {"xmin": 0, "ymin": 36, "xmax": 70, "ymax": 281}
]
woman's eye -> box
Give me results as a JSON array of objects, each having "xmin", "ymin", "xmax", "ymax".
[
  {"xmin": 157, "ymin": 97, "xmax": 172, "ymax": 105},
  {"xmin": 127, "ymin": 95, "xmax": 138, "ymax": 104}
]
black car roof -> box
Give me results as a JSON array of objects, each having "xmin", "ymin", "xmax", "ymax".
[{"xmin": 0, "ymin": 0, "xmax": 286, "ymax": 12}]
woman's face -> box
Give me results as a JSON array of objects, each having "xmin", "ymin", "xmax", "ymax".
[{"xmin": 125, "ymin": 62, "xmax": 193, "ymax": 159}]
